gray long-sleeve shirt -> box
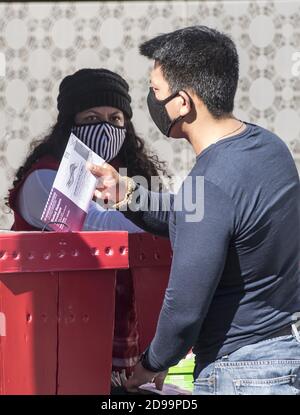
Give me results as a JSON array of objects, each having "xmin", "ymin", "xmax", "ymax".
[{"xmin": 123, "ymin": 122, "xmax": 300, "ymax": 371}]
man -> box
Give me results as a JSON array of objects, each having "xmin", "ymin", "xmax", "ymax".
[{"xmin": 89, "ymin": 26, "xmax": 300, "ymax": 395}]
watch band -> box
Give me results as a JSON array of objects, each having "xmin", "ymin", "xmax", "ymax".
[
  {"xmin": 139, "ymin": 349, "xmax": 161, "ymax": 373},
  {"xmin": 112, "ymin": 176, "xmax": 137, "ymax": 210}
]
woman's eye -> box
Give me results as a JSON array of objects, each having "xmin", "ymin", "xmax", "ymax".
[
  {"xmin": 111, "ymin": 116, "xmax": 122, "ymax": 122},
  {"xmin": 86, "ymin": 115, "xmax": 98, "ymax": 121}
]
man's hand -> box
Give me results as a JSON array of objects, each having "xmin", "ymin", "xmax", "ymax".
[
  {"xmin": 124, "ymin": 362, "xmax": 168, "ymax": 393},
  {"xmin": 87, "ymin": 162, "xmax": 128, "ymax": 204}
]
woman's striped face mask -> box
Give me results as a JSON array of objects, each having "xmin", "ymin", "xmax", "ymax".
[{"xmin": 71, "ymin": 122, "xmax": 126, "ymax": 162}]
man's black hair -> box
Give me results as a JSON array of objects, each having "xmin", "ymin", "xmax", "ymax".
[{"xmin": 140, "ymin": 26, "xmax": 239, "ymax": 118}]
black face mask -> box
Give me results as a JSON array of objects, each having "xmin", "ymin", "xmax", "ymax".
[{"xmin": 147, "ymin": 87, "xmax": 184, "ymax": 137}]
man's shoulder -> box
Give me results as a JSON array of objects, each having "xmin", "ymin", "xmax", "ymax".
[
  {"xmin": 196, "ymin": 122, "xmax": 294, "ymax": 171},
  {"xmin": 191, "ymin": 122, "xmax": 298, "ymax": 199}
]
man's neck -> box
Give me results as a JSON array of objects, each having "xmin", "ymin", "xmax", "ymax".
[{"xmin": 186, "ymin": 114, "xmax": 246, "ymax": 156}]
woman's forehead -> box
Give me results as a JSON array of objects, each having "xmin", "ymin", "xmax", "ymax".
[{"xmin": 80, "ymin": 106, "xmax": 123, "ymax": 115}]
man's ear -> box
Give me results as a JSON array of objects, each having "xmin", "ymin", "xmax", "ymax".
[{"xmin": 178, "ymin": 90, "xmax": 193, "ymax": 117}]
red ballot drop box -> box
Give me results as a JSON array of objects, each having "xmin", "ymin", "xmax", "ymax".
[{"xmin": 0, "ymin": 231, "xmax": 172, "ymax": 395}]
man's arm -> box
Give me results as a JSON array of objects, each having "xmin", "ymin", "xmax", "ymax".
[
  {"xmin": 141, "ymin": 179, "xmax": 234, "ymax": 371},
  {"xmin": 89, "ymin": 162, "xmax": 174, "ymax": 238},
  {"xmin": 83, "ymin": 201, "xmax": 145, "ymax": 233},
  {"xmin": 122, "ymin": 184, "xmax": 174, "ymax": 238}
]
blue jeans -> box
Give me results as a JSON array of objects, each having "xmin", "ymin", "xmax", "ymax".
[{"xmin": 193, "ymin": 332, "xmax": 300, "ymax": 395}]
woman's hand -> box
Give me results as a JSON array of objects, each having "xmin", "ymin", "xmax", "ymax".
[{"xmin": 87, "ymin": 162, "xmax": 128, "ymax": 205}]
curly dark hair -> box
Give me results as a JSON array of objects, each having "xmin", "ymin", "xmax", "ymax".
[{"xmin": 6, "ymin": 115, "xmax": 169, "ymax": 208}]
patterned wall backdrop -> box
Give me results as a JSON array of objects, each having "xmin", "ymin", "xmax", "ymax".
[{"xmin": 0, "ymin": 1, "xmax": 300, "ymax": 229}]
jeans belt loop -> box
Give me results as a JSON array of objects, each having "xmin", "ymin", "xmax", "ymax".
[
  {"xmin": 291, "ymin": 313, "xmax": 300, "ymax": 342},
  {"xmin": 292, "ymin": 320, "xmax": 300, "ymax": 342}
]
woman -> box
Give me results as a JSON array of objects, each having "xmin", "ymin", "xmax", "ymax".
[{"xmin": 7, "ymin": 68, "xmax": 168, "ymax": 379}]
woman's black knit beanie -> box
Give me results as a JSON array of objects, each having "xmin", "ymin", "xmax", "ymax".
[{"xmin": 57, "ymin": 68, "xmax": 133, "ymax": 121}]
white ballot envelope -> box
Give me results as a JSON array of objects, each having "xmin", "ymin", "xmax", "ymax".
[{"xmin": 41, "ymin": 133, "xmax": 105, "ymax": 231}]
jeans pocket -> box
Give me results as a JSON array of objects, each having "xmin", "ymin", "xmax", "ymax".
[
  {"xmin": 193, "ymin": 375, "xmax": 215, "ymax": 395},
  {"xmin": 233, "ymin": 374, "xmax": 299, "ymax": 395}
]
